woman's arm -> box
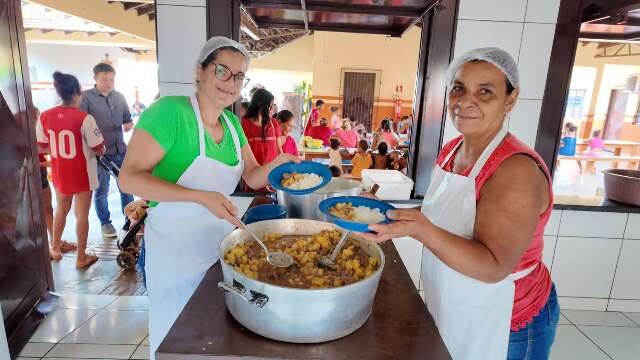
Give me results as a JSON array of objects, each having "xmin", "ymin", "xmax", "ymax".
[
  {"xmin": 119, "ymin": 129, "xmax": 242, "ymax": 227},
  {"xmin": 365, "ymin": 155, "xmax": 549, "ymax": 283},
  {"xmin": 240, "ymin": 145, "xmax": 299, "ymax": 189}
]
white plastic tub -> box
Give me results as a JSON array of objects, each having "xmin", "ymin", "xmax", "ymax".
[{"xmin": 361, "ymin": 169, "xmax": 414, "ymax": 200}]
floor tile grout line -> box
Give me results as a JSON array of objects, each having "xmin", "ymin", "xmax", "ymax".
[
  {"xmin": 607, "ymin": 215, "xmax": 629, "ymax": 308},
  {"xmin": 573, "ymin": 325, "xmax": 614, "ymax": 360},
  {"xmin": 621, "ymin": 312, "xmax": 640, "ymax": 327}
]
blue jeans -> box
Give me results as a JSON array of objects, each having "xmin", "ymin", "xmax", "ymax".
[
  {"xmin": 507, "ymin": 284, "xmax": 560, "ymax": 360},
  {"xmin": 95, "ymin": 152, "xmax": 134, "ymax": 225}
]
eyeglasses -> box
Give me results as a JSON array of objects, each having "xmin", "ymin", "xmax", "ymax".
[{"xmin": 212, "ymin": 63, "xmax": 249, "ymax": 88}]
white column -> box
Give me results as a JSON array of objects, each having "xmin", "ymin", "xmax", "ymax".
[{"xmin": 156, "ymin": 0, "xmax": 207, "ymax": 96}]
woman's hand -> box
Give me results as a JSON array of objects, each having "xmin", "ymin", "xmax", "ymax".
[
  {"xmin": 274, "ymin": 153, "xmax": 301, "ymax": 166},
  {"xmin": 197, "ymin": 191, "xmax": 242, "ymax": 228},
  {"xmin": 359, "ymin": 208, "xmax": 431, "ymax": 243}
]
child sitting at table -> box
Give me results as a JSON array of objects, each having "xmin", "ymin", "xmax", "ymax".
[
  {"xmin": 351, "ymin": 139, "xmax": 373, "ymax": 178},
  {"xmin": 329, "ymin": 137, "xmax": 343, "ymax": 173},
  {"xmin": 390, "ymin": 151, "xmax": 408, "ymax": 174},
  {"xmin": 373, "ymin": 142, "xmax": 391, "ymax": 170},
  {"xmin": 329, "ymin": 165, "xmax": 342, "ymax": 177},
  {"xmin": 584, "ymin": 129, "xmax": 604, "ymax": 156}
]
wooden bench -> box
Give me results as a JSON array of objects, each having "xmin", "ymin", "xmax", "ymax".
[{"xmin": 557, "ymin": 154, "xmax": 640, "ymax": 174}]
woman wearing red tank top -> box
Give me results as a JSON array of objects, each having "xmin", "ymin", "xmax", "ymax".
[{"xmin": 363, "ymin": 48, "xmax": 557, "ymax": 360}]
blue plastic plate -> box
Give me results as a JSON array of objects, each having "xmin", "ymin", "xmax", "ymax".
[
  {"xmin": 318, "ymin": 196, "xmax": 396, "ymax": 232},
  {"xmin": 268, "ymin": 161, "xmax": 332, "ymax": 195}
]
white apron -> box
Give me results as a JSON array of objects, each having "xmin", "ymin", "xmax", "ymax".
[
  {"xmin": 145, "ymin": 94, "xmax": 244, "ymax": 359},
  {"xmin": 420, "ymin": 127, "xmax": 536, "ymax": 360}
]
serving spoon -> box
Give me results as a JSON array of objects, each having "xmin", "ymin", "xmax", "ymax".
[{"xmin": 232, "ymin": 215, "xmax": 295, "ymax": 268}]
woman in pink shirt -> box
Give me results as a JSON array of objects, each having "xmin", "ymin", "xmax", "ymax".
[
  {"xmin": 333, "ymin": 119, "xmax": 359, "ymax": 148},
  {"xmin": 584, "ymin": 129, "xmax": 604, "ymax": 156},
  {"xmin": 277, "ymin": 110, "xmax": 299, "ymax": 156},
  {"xmin": 372, "ymin": 118, "xmax": 399, "ymax": 150}
]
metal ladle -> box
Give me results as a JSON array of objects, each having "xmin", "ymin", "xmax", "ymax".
[
  {"xmin": 317, "ymin": 230, "xmax": 350, "ymax": 269},
  {"xmin": 233, "ymin": 215, "xmax": 295, "ymax": 268}
]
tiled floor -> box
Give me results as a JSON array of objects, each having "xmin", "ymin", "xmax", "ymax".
[
  {"xmin": 17, "ymin": 295, "xmax": 149, "ymax": 360},
  {"xmin": 16, "ymin": 295, "xmax": 640, "ymax": 359}
]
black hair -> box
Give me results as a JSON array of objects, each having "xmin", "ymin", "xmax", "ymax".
[
  {"xmin": 377, "ymin": 141, "xmax": 388, "ymax": 156},
  {"xmin": 329, "ymin": 137, "xmax": 341, "ymax": 150},
  {"xmin": 329, "ymin": 165, "xmax": 342, "ymax": 177},
  {"xmin": 506, "ymin": 80, "xmax": 515, "ymax": 95},
  {"xmin": 358, "ymin": 139, "xmax": 369, "ymax": 152},
  {"xmin": 319, "ymin": 117, "xmax": 329, "ymax": 126},
  {"xmin": 53, "ymin": 71, "xmax": 81, "ymax": 105},
  {"xmin": 93, "ymin": 63, "xmax": 115, "ymax": 76},
  {"xmin": 245, "ymin": 88, "xmax": 274, "ymax": 141},
  {"xmin": 200, "ymin": 46, "xmax": 245, "ymax": 69},
  {"xmin": 316, "ymin": 99, "xmax": 324, "ymax": 107},
  {"xmin": 381, "ymin": 119, "xmax": 392, "ymax": 132},
  {"xmin": 241, "ymin": 101, "xmax": 250, "ymax": 111},
  {"xmin": 277, "ymin": 109, "xmax": 294, "ymax": 124}
]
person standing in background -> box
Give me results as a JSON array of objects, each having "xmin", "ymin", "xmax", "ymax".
[
  {"xmin": 277, "ymin": 110, "xmax": 299, "ymax": 156},
  {"xmin": 330, "ymin": 107, "xmax": 345, "ymax": 131},
  {"xmin": 33, "ymin": 106, "xmax": 77, "ymax": 258},
  {"xmin": 37, "ymin": 71, "xmax": 105, "ymax": 268},
  {"xmin": 80, "ymin": 62, "xmax": 135, "ymax": 237},
  {"xmin": 303, "ymin": 99, "xmax": 324, "ymax": 136}
]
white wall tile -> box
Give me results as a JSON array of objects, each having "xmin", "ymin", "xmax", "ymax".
[
  {"xmin": 508, "ymin": 99, "xmax": 541, "ymax": 148},
  {"xmin": 558, "ymin": 297, "xmax": 608, "ymax": 311},
  {"xmin": 453, "ymin": 20, "xmax": 524, "ymax": 60},
  {"xmin": 558, "ymin": 211, "xmax": 628, "ymax": 238},
  {"xmin": 518, "ymin": 23, "xmax": 556, "ymax": 100},
  {"xmin": 552, "ymin": 237, "xmax": 622, "ymax": 298},
  {"xmin": 393, "ymin": 237, "xmax": 423, "ymax": 290},
  {"xmin": 458, "ymin": 0, "xmax": 527, "ymax": 22},
  {"xmin": 525, "ymin": 0, "xmax": 561, "ymax": 24},
  {"xmin": 607, "ymin": 299, "xmax": 640, "ymax": 312},
  {"xmin": 544, "ymin": 210, "xmax": 562, "ymax": 236},
  {"xmin": 159, "ymin": 81, "xmax": 194, "ymax": 97},
  {"xmin": 543, "ymin": 235, "xmax": 557, "ymax": 269},
  {"xmin": 157, "ymin": 4, "xmax": 206, "ymax": 83},
  {"xmin": 611, "ymin": 240, "xmax": 640, "ymax": 300},
  {"xmin": 157, "ymin": 0, "xmax": 206, "ymax": 6},
  {"xmin": 624, "ymin": 214, "xmax": 640, "ymax": 239}
]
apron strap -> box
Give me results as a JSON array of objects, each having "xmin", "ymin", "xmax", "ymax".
[
  {"xmin": 508, "ymin": 263, "xmax": 538, "ymax": 281},
  {"xmin": 468, "ymin": 126, "xmax": 509, "ymax": 179},
  {"xmin": 442, "ymin": 138, "xmax": 463, "ymax": 165},
  {"xmin": 189, "ymin": 94, "xmax": 206, "ymax": 156},
  {"xmin": 220, "ymin": 111, "xmax": 243, "ymax": 162}
]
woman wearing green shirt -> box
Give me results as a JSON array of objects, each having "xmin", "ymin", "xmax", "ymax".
[{"xmin": 119, "ymin": 37, "xmax": 298, "ymax": 359}]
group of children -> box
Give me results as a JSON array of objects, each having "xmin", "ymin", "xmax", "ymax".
[{"xmin": 327, "ymin": 136, "xmax": 408, "ymax": 178}]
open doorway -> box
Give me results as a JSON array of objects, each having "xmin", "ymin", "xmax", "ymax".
[{"xmin": 544, "ymin": 2, "xmax": 640, "ymax": 203}]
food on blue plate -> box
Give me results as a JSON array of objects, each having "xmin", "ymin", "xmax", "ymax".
[
  {"xmin": 329, "ymin": 202, "xmax": 386, "ymax": 224},
  {"xmin": 281, "ymin": 172, "xmax": 323, "ymax": 190},
  {"xmin": 224, "ymin": 230, "xmax": 379, "ymax": 289}
]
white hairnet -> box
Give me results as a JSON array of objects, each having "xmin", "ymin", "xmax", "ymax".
[
  {"xmin": 446, "ymin": 47, "xmax": 519, "ymax": 89},
  {"xmin": 197, "ymin": 36, "xmax": 250, "ymax": 65}
]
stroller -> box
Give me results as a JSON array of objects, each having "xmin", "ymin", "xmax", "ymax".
[{"xmin": 97, "ymin": 156, "xmax": 147, "ymax": 271}]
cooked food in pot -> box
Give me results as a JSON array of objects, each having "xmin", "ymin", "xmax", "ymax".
[
  {"xmin": 329, "ymin": 202, "xmax": 386, "ymax": 224},
  {"xmin": 223, "ymin": 230, "xmax": 379, "ymax": 289},
  {"xmin": 281, "ymin": 172, "xmax": 323, "ymax": 190}
]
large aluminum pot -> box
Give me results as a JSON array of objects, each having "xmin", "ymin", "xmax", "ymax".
[
  {"xmin": 276, "ymin": 177, "xmax": 361, "ymax": 220},
  {"xmin": 218, "ymin": 219, "xmax": 385, "ymax": 343}
]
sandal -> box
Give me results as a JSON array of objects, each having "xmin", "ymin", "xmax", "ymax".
[
  {"xmin": 60, "ymin": 241, "xmax": 78, "ymax": 253},
  {"xmin": 50, "ymin": 250, "xmax": 62, "ymax": 261},
  {"xmin": 76, "ymin": 254, "xmax": 99, "ymax": 269}
]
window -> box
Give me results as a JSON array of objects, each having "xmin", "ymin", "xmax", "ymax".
[{"xmin": 564, "ymin": 89, "xmax": 587, "ymax": 121}]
